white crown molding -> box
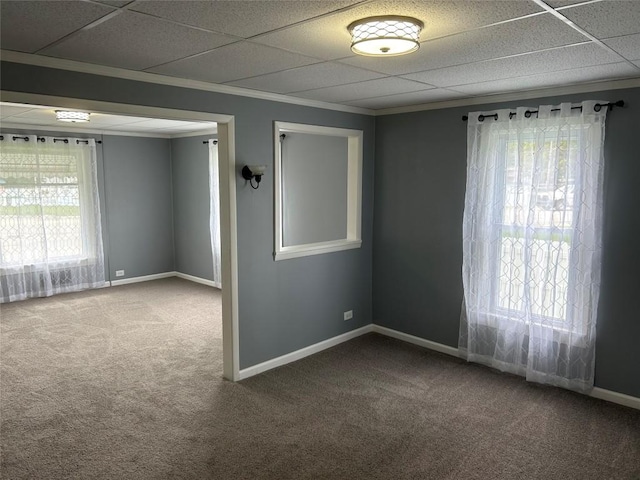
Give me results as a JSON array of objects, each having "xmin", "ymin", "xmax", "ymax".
[
  {"xmin": 375, "ymin": 77, "xmax": 640, "ymax": 116},
  {"xmin": 0, "ymin": 122, "xmax": 175, "ymax": 138},
  {"xmin": 4, "ymin": 50, "xmax": 638, "ymax": 118},
  {"xmin": 0, "ymin": 50, "xmax": 374, "ymax": 116},
  {"xmin": 170, "ymin": 128, "xmax": 218, "ymax": 139}
]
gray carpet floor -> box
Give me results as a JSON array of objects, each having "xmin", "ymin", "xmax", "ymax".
[{"xmin": 1, "ymin": 278, "xmax": 639, "ymax": 479}]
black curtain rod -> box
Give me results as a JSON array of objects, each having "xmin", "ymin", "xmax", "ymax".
[
  {"xmin": 1, "ymin": 135, "xmax": 102, "ymax": 144},
  {"xmin": 461, "ymin": 100, "xmax": 624, "ymax": 122},
  {"xmin": 202, "ymin": 140, "xmax": 218, "ymax": 144}
]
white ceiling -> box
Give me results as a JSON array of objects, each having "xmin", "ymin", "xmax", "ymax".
[
  {"xmin": 1, "ymin": 0, "xmax": 639, "ymax": 110},
  {"xmin": 0, "ymin": 102, "xmax": 217, "ymax": 137}
]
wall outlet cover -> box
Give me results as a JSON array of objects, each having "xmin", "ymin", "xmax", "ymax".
[
  {"xmin": 115, "ymin": 270, "xmax": 125, "ymax": 277},
  {"xmin": 343, "ymin": 310, "xmax": 353, "ymax": 321}
]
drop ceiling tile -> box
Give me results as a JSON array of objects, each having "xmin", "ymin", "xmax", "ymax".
[
  {"xmin": 0, "ymin": 117, "xmax": 58, "ymax": 127},
  {"xmin": 250, "ymin": 14, "xmax": 353, "ymax": 61},
  {"xmin": 163, "ymin": 123, "xmax": 217, "ymax": 131},
  {"xmin": 603, "ymin": 33, "xmax": 640, "ymax": 61},
  {"xmin": 10, "ymin": 109, "xmax": 59, "ymax": 122},
  {"xmin": 116, "ymin": 119, "xmax": 197, "ymax": 129},
  {"xmin": 0, "ymin": 1, "xmax": 115, "ymax": 53},
  {"xmin": 103, "ymin": 124, "xmax": 167, "ymax": 133},
  {"xmin": 149, "ymin": 42, "xmax": 320, "ymax": 83},
  {"xmin": 340, "ymin": 14, "xmax": 587, "ymax": 75},
  {"xmin": 450, "ymin": 62, "xmax": 640, "ymax": 96},
  {"xmin": 346, "ymin": 88, "xmax": 465, "ymax": 109},
  {"xmin": 41, "ymin": 11, "xmax": 236, "ymax": 70},
  {"xmin": 94, "ymin": 0, "xmax": 133, "ymax": 6},
  {"xmin": 291, "ymin": 77, "xmax": 432, "ymax": 103},
  {"xmin": 88, "ymin": 114, "xmax": 161, "ymax": 126},
  {"xmin": 402, "ymin": 43, "xmax": 621, "ymax": 87},
  {"xmin": 123, "ymin": 130, "xmax": 172, "ymax": 136},
  {"xmin": 560, "ymin": 1, "xmax": 640, "ymax": 38},
  {"xmin": 227, "ymin": 62, "xmax": 386, "ymax": 94},
  {"xmin": 0, "ymin": 105, "xmax": 39, "ymax": 119},
  {"xmin": 385, "ymin": 0, "xmax": 543, "ymax": 41},
  {"xmin": 548, "ymin": 0, "xmax": 595, "ymax": 7},
  {"xmin": 130, "ymin": 0, "xmax": 360, "ymax": 38},
  {"xmin": 253, "ymin": 0, "xmax": 541, "ymax": 61}
]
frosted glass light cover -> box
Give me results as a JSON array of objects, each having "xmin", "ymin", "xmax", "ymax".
[
  {"xmin": 249, "ymin": 165, "xmax": 267, "ymax": 176},
  {"xmin": 56, "ymin": 110, "xmax": 90, "ymax": 122},
  {"xmin": 348, "ymin": 16, "xmax": 423, "ymax": 57}
]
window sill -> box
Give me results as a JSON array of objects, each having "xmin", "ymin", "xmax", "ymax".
[{"xmin": 274, "ymin": 239, "xmax": 362, "ymax": 261}]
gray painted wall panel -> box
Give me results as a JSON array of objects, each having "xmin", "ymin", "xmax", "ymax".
[
  {"xmin": 373, "ymin": 87, "xmax": 640, "ymax": 397},
  {"xmin": 0, "ymin": 62, "xmax": 374, "ymax": 370},
  {"xmin": 102, "ymin": 135, "xmax": 174, "ymax": 280},
  {"xmin": 171, "ymin": 135, "xmax": 215, "ymax": 281},
  {"xmin": 233, "ymin": 109, "xmax": 374, "ymax": 369}
]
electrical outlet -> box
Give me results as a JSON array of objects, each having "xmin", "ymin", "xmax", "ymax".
[
  {"xmin": 343, "ymin": 310, "xmax": 353, "ymax": 321},
  {"xmin": 115, "ymin": 270, "xmax": 125, "ymax": 277}
]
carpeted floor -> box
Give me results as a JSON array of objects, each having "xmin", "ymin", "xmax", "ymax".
[{"xmin": 1, "ymin": 278, "xmax": 639, "ymax": 479}]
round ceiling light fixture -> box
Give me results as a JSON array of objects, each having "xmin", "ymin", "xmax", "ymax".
[
  {"xmin": 55, "ymin": 110, "xmax": 90, "ymax": 122},
  {"xmin": 348, "ymin": 15, "xmax": 424, "ymax": 57}
]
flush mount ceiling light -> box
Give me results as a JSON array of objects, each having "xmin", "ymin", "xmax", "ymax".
[
  {"xmin": 348, "ymin": 15, "xmax": 424, "ymax": 57},
  {"xmin": 55, "ymin": 110, "xmax": 90, "ymax": 122}
]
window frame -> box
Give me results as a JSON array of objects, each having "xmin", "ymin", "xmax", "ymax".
[
  {"xmin": 0, "ymin": 139, "xmax": 97, "ymax": 267},
  {"xmin": 273, "ymin": 121, "xmax": 363, "ymax": 261},
  {"xmin": 486, "ymin": 127, "xmax": 584, "ymax": 333}
]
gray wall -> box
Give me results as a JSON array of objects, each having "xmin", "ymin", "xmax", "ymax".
[
  {"xmin": 282, "ymin": 132, "xmax": 348, "ymax": 247},
  {"xmin": 171, "ymin": 135, "xmax": 215, "ymax": 281},
  {"xmin": 102, "ymin": 135, "xmax": 174, "ymax": 280},
  {"xmin": 373, "ymin": 87, "xmax": 640, "ymax": 398},
  {"xmin": 0, "ymin": 61, "xmax": 375, "ymax": 370}
]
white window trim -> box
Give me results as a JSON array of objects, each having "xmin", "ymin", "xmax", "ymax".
[
  {"xmin": 488, "ymin": 127, "xmax": 582, "ymax": 330},
  {"xmin": 274, "ymin": 121, "xmax": 363, "ymax": 261}
]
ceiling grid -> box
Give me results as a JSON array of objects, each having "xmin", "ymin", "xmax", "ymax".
[{"xmin": 0, "ymin": 0, "xmax": 638, "ymax": 110}]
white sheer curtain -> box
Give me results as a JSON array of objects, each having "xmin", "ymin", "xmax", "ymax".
[
  {"xmin": 460, "ymin": 101, "xmax": 607, "ymax": 392},
  {"xmin": 0, "ymin": 135, "xmax": 106, "ymax": 302},
  {"xmin": 208, "ymin": 140, "xmax": 222, "ymax": 289}
]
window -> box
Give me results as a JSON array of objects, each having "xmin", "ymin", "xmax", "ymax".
[
  {"xmin": 0, "ymin": 135, "xmax": 105, "ymax": 302},
  {"xmin": 274, "ymin": 122, "xmax": 362, "ymax": 261},
  {"xmin": 492, "ymin": 128, "xmax": 582, "ymax": 329},
  {"xmin": 460, "ymin": 102, "xmax": 608, "ymax": 391}
]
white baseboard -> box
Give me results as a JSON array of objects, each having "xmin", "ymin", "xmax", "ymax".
[
  {"xmin": 372, "ymin": 325, "xmax": 460, "ymax": 357},
  {"xmin": 110, "ymin": 271, "xmax": 221, "ymax": 288},
  {"xmin": 237, "ymin": 324, "xmax": 374, "ymax": 381},
  {"xmin": 110, "ymin": 272, "xmax": 175, "ymax": 286},
  {"xmin": 174, "ymin": 271, "xmax": 220, "ymax": 289},
  {"xmin": 372, "ymin": 325, "xmax": 639, "ymax": 411},
  {"xmin": 108, "ymin": 275, "xmax": 640, "ymax": 412},
  {"xmin": 590, "ymin": 387, "xmax": 640, "ymax": 410}
]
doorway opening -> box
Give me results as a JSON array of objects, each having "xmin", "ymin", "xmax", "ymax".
[{"xmin": 0, "ymin": 92, "xmax": 239, "ymax": 380}]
